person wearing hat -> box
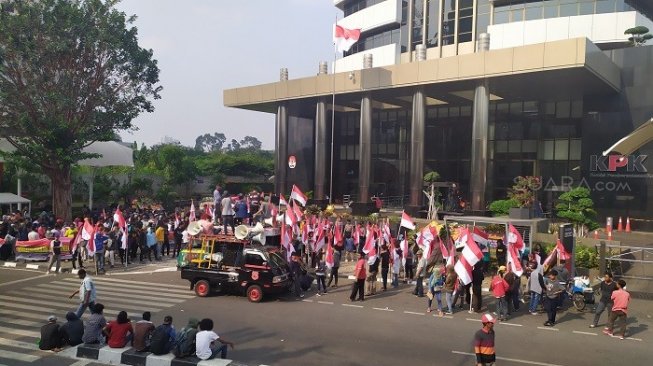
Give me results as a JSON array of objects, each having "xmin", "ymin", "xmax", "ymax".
[
  {"xmin": 474, "ymin": 313, "xmax": 497, "ymax": 366},
  {"xmin": 489, "ymin": 266, "xmax": 509, "ymax": 321},
  {"xmin": 46, "ymin": 231, "xmax": 62, "ymax": 275},
  {"xmin": 39, "ymin": 315, "xmax": 63, "ymax": 352}
]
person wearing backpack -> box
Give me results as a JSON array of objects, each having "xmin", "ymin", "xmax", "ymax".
[
  {"xmin": 149, "ymin": 315, "xmax": 176, "ymax": 355},
  {"xmin": 173, "ymin": 318, "xmax": 199, "ymax": 358}
]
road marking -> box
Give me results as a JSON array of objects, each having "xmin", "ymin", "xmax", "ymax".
[
  {"xmin": 609, "ymin": 334, "xmax": 642, "ymax": 341},
  {"xmin": 0, "ymin": 349, "xmax": 40, "ymax": 362},
  {"xmin": 0, "ymin": 326, "xmax": 41, "ymax": 338},
  {"xmin": 0, "ymin": 337, "xmax": 40, "ymax": 351},
  {"xmin": 36, "ymin": 282, "xmax": 192, "ymax": 299},
  {"xmin": 499, "ymin": 322, "xmax": 523, "ymax": 327},
  {"xmin": 465, "ymin": 318, "xmax": 482, "ymax": 322},
  {"xmin": 35, "ymin": 284, "xmax": 192, "ymax": 302},
  {"xmin": 342, "ymin": 304, "xmax": 363, "ymax": 308},
  {"xmin": 68, "ymin": 360, "xmax": 92, "ymax": 366},
  {"xmin": 301, "ymin": 299, "xmax": 314, "ymax": 303},
  {"xmin": 452, "ymin": 351, "xmax": 564, "ymax": 366},
  {"xmin": 7, "ymin": 291, "xmax": 166, "ymax": 312},
  {"xmin": 0, "ymin": 308, "xmax": 66, "ymax": 321},
  {"xmin": 0, "ymin": 273, "xmax": 49, "ymax": 287},
  {"xmin": 372, "ymin": 307, "xmax": 394, "ymax": 312},
  {"xmin": 537, "ymin": 326, "xmax": 559, "ymax": 331},
  {"xmin": 25, "ymin": 264, "xmax": 41, "ymax": 270},
  {"xmin": 403, "ymin": 311, "xmax": 425, "ymax": 316},
  {"xmin": 59, "ymin": 276, "xmax": 190, "ymax": 290},
  {"xmin": 572, "ymin": 331, "xmax": 597, "ymax": 336},
  {"xmin": 317, "ymin": 301, "xmax": 334, "ymax": 305},
  {"xmin": 3, "ymin": 262, "xmax": 17, "ymax": 267}
]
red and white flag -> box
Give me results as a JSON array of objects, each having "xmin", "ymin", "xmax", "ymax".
[
  {"xmin": 279, "ymin": 194, "xmax": 288, "ymax": 206},
  {"xmin": 400, "ymin": 211, "xmax": 416, "ymax": 231},
  {"xmin": 417, "ymin": 226, "xmax": 435, "ymax": 257},
  {"xmin": 334, "ymin": 24, "xmax": 361, "ymax": 52},
  {"xmin": 189, "ymin": 200, "xmax": 196, "ymax": 222},
  {"xmin": 453, "ymin": 228, "xmax": 484, "ymax": 285},
  {"xmin": 81, "ymin": 218, "xmax": 96, "ymax": 255},
  {"xmin": 325, "ymin": 233, "xmax": 335, "ymax": 268},
  {"xmin": 353, "ymin": 223, "xmax": 361, "ymax": 246},
  {"xmin": 113, "ymin": 207, "xmax": 128, "ymax": 250},
  {"xmin": 362, "ymin": 226, "xmax": 375, "ymax": 254},
  {"xmin": 292, "ymin": 202, "xmax": 304, "ymax": 222},
  {"xmin": 334, "ymin": 222, "xmax": 343, "ymax": 245},
  {"xmin": 174, "ymin": 213, "xmax": 180, "ymax": 229},
  {"xmin": 556, "ymin": 238, "xmax": 571, "ymax": 261},
  {"xmin": 400, "ymin": 237, "xmax": 409, "ymax": 261},
  {"xmin": 285, "ymin": 204, "xmax": 297, "ymax": 227},
  {"xmin": 290, "ymin": 185, "xmax": 308, "ymax": 207},
  {"xmin": 472, "ymin": 227, "xmax": 490, "ymax": 246},
  {"xmin": 314, "ymin": 222, "xmax": 327, "ymax": 253},
  {"xmin": 507, "ymin": 224, "xmax": 525, "ymax": 251},
  {"xmin": 507, "ymin": 243, "xmax": 524, "ymax": 276},
  {"xmin": 382, "ymin": 221, "xmax": 392, "ymax": 244}
]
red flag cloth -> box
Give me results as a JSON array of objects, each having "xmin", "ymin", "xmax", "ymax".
[
  {"xmin": 285, "ymin": 203, "xmax": 297, "ymax": 227},
  {"xmin": 400, "ymin": 211, "xmax": 416, "ymax": 230},
  {"xmin": 189, "ymin": 200, "xmax": 196, "ymax": 222},
  {"xmin": 472, "ymin": 226, "xmax": 489, "ymax": 245},
  {"xmin": 454, "ymin": 228, "xmax": 484, "ymax": 285},
  {"xmin": 81, "ymin": 218, "xmax": 96, "ymax": 255},
  {"xmin": 362, "ymin": 227, "xmax": 375, "ymax": 254},
  {"xmin": 290, "ymin": 185, "xmax": 308, "ymax": 207},
  {"xmin": 507, "ymin": 243, "xmax": 524, "ymax": 276},
  {"xmin": 314, "ymin": 221, "xmax": 327, "ymax": 253},
  {"xmin": 325, "ymin": 234, "xmax": 335, "ymax": 268},
  {"xmin": 279, "ymin": 194, "xmax": 288, "ymax": 206},
  {"xmin": 113, "ymin": 207, "xmax": 128, "ymax": 249},
  {"xmin": 508, "ymin": 224, "xmax": 525, "ymax": 251},
  {"xmin": 334, "ymin": 222, "xmax": 343, "ymax": 244},
  {"xmin": 353, "ymin": 224, "xmax": 361, "ymax": 245},
  {"xmin": 417, "ymin": 226, "xmax": 435, "ymax": 256},
  {"xmin": 556, "ymin": 239, "xmax": 571, "ymax": 261},
  {"xmin": 292, "ymin": 202, "xmax": 304, "ymax": 222},
  {"xmin": 333, "ymin": 24, "xmax": 361, "ymax": 52}
]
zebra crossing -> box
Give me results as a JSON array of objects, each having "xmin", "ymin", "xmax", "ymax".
[{"xmin": 0, "ymin": 275, "xmax": 194, "ymax": 365}]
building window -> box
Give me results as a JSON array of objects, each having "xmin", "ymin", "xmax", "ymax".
[
  {"xmin": 412, "ymin": 0, "xmax": 425, "ymax": 47},
  {"xmin": 457, "ymin": 0, "xmax": 474, "ymax": 43},
  {"xmin": 441, "ymin": 0, "xmax": 456, "ymax": 45},
  {"xmin": 426, "ymin": 0, "xmax": 440, "ymax": 47},
  {"xmin": 343, "ymin": 0, "xmax": 386, "ymax": 17}
]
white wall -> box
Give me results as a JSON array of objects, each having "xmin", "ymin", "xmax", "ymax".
[
  {"xmin": 338, "ymin": 0, "xmax": 401, "ymax": 33},
  {"xmin": 335, "ymin": 43, "xmax": 400, "ymax": 72},
  {"xmin": 488, "ymin": 11, "xmax": 653, "ymax": 50}
]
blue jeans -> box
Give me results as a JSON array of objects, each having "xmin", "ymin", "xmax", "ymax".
[
  {"xmin": 208, "ymin": 343, "xmax": 228, "ymax": 359},
  {"xmin": 156, "ymin": 242, "xmax": 163, "ymax": 260},
  {"xmin": 94, "ymin": 251, "xmax": 105, "ymax": 271},
  {"xmin": 428, "ymin": 288, "xmax": 443, "ymax": 311},
  {"xmin": 75, "ymin": 301, "xmax": 95, "ymax": 318},
  {"xmin": 445, "ymin": 292, "xmax": 454, "ymax": 313},
  {"xmin": 593, "ymin": 300, "xmax": 613, "ymax": 326},
  {"xmin": 496, "ymin": 296, "xmax": 508, "ymax": 319},
  {"xmin": 392, "ymin": 273, "xmax": 398, "ymax": 287},
  {"xmin": 529, "ymin": 292, "xmax": 541, "ymax": 313}
]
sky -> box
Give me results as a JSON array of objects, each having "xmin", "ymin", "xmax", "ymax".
[{"xmin": 116, "ymin": 0, "xmax": 337, "ymax": 150}]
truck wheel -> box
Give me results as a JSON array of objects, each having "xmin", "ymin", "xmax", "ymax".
[
  {"xmin": 194, "ymin": 280, "xmax": 210, "ymax": 297},
  {"xmin": 247, "ymin": 285, "xmax": 263, "ymax": 303}
]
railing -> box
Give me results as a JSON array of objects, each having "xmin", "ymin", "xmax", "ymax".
[{"xmin": 599, "ymin": 243, "xmax": 653, "ymax": 281}]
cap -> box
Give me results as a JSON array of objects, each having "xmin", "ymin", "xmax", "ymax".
[
  {"xmin": 416, "ymin": 250, "xmax": 423, "ymax": 256},
  {"xmin": 481, "ymin": 313, "xmax": 496, "ymax": 324},
  {"xmin": 47, "ymin": 315, "xmax": 57, "ymax": 322},
  {"xmin": 498, "ymin": 265, "xmax": 507, "ymax": 272}
]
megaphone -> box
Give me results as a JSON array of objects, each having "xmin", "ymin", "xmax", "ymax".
[
  {"xmin": 234, "ymin": 223, "xmax": 266, "ymax": 245},
  {"xmin": 187, "ymin": 221, "xmax": 202, "ymax": 236}
]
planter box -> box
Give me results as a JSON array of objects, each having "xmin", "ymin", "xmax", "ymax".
[{"xmin": 509, "ymin": 207, "xmax": 532, "ymax": 219}]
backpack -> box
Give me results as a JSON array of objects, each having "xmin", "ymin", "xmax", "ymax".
[
  {"xmin": 149, "ymin": 325, "xmax": 170, "ymax": 355},
  {"xmin": 172, "ymin": 327, "xmax": 196, "ymax": 358}
]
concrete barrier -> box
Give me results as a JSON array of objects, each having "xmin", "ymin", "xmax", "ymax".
[{"xmin": 75, "ymin": 344, "xmax": 234, "ymax": 366}]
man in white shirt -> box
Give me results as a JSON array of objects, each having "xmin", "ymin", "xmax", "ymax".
[
  {"xmin": 69, "ymin": 269, "xmax": 96, "ymax": 318},
  {"xmin": 27, "ymin": 225, "xmax": 40, "ymax": 241},
  {"xmin": 196, "ymin": 318, "xmax": 234, "ymax": 360},
  {"xmin": 220, "ymin": 191, "xmax": 235, "ymax": 235}
]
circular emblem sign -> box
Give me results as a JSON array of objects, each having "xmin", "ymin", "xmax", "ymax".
[
  {"xmin": 288, "ymin": 155, "xmax": 296, "ymax": 169},
  {"xmin": 252, "ymin": 271, "xmax": 259, "ymax": 280}
]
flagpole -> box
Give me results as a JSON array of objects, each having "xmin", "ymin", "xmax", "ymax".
[{"xmin": 329, "ymin": 14, "xmax": 338, "ymax": 205}]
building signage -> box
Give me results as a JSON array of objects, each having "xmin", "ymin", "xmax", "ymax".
[
  {"xmin": 288, "ymin": 155, "xmax": 296, "ymax": 169},
  {"xmin": 590, "ymin": 154, "xmax": 647, "ymax": 173}
]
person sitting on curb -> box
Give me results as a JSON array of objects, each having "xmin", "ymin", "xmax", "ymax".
[
  {"xmin": 196, "ymin": 318, "xmax": 235, "ymax": 360},
  {"xmin": 132, "ymin": 311, "xmax": 155, "ymax": 352},
  {"xmin": 60, "ymin": 312, "xmax": 84, "ymax": 347},
  {"xmin": 173, "ymin": 318, "xmax": 199, "ymax": 358},
  {"xmin": 149, "ymin": 315, "xmax": 176, "ymax": 355},
  {"xmin": 103, "ymin": 311, "xmax": 133, "ymax": 348},
  {"xmin": 82, "ymin": 303, "xmax": 107, "ymax": 344},
  {"xmin": 39, "ymin": 315, "xmax": 63, "ymax": 352}
]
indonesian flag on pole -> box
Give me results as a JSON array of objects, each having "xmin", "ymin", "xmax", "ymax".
[
  {"xmin": 334, "ymin": 24, "xmax": 361, "ymax": 52},
  {"xmin": 113, "ymin": 207, "xmax": 128, "ymax": 250},
  {"xmin": 382, "ymin": 221, "xmax": 392, "ymax": 244},
  {"xmin": 314, "ymin": 222, "xmax": 327, "ymax": 253},
  {"xmin": 325, "ymin": 232, "xmax": 335, "ymax": 268},
  {"xmin": 292, "ymin": 202, "xmax": 304, "ymax": 222},
  {"xmin": 81, "ymin": 218, "xmax": 96, "ymax": 255},
  {"xmin": 281, "ymin": 225, "xmax": 293, "ymax": 262},
  {"xmin": 438, "ymin": 235, "xmax": 450, "ymax": 261},
  {"xmin": 454, "ymin": 228, "xmax": 484, "ymax": 285},
  {"xmin": 417, "ymin": 226, "xmax": 435, "ymax": 257},
  {"xmin": 334, "ymin": 222, "xmax": 344, "ymax": 244},
  {"xmin": 362, "ymin": 226, "xmax": 375, "ymax": 254},
  {"xmin": 353, "ymin": 224, "xmax": 361, "ymax": 246},
  {"xmin": 285, "ymin": 203, "xmax": 297, "ymax": 227},
  {"xmin": 279, "ymin": 194, "xmax": 288, "ymax": 207},
  {"xmin": 400, "ymin": 211, "xmax": 416, "ymax": 231},
  {"xmin": 508, "ymin": 224, "xmax": 525, "ymax": 251},
  {"xmin": 189, "ymin": 200, "xmax": 196, "ymax": 222},
  {"xmin": 472, "ymin": 227, "xmax": 490, "ymax": 246},
  {"xmin": 400, "ymin": 237, "xmax": 409, "ymax": 262},
  {"xmin": 556, "ymin": 238, "xmax": 571, "ymax": 261},
  {"xmin": 507, "ymin": 243, "xmax": 524, "ymax": 276},
  {"xmin": 174, "ymin": 213, "xmax": 180, "ymax": 229},
  {"xmin": 290, "ymin": 185, "xmax": 308, "ymax": 207}
]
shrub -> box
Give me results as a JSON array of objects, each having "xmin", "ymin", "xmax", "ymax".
[{"xmin": 489, "ymin": 199, "xmax": 519, "ymax": 216}]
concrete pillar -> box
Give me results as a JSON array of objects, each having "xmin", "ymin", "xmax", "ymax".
[
  {"xmin": 275, "ymin": 103, "xmax": 288, "ymax": 196},
  {"xmin": 358, "ymin": 94, "xmax": 372, "ymax": 204},
  {"xmin": 409, "ymin": 88, "xmax": 425, "ymax": 209},
  {"xmin": 314, "ymin": 98, "xmax": 328, "ymax": 200},
  {"xmin": 470, "ymin": 33, "xmax": 490, "ymax": 211}
]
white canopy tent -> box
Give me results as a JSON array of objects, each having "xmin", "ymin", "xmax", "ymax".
[
  {"xmin": 602, "ymin": 117, "xmax": 653, "ymax": 156},
  {"xmin": 0, "ymin": 139, "xmax": 134, "ymax": 210},
  {"xmin": 0, "ymin": 192, "xmax": 31, "ymax": 215}
]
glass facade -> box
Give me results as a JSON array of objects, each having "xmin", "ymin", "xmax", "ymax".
[
  {"xmin": 343, "ymin": 0, "xmax": 387, "ymax": 17},
  {"xmin": 493, "ymin": 0, "xmax": 637, "ymax": 25}
]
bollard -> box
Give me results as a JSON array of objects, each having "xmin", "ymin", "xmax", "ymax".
[{"xmin": 599, "ymin": 241, "xmax": 606, "ymax": 276}]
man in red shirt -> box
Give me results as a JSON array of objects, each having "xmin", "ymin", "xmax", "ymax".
[
  {"xmin": 349, "ymin": 252, "xmax": 367, "ymax": 302},
  {"xmin": 603, "ymin": 279, "xmax": 631, "ymax": 339}
]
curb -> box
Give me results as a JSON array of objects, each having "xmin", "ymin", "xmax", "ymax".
[{"xmin": 69, "ymin": 343, "xmax": 236, "ymax": 366}]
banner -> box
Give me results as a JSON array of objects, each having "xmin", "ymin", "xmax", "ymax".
[{"xmin": 0, "ymin": 237, "xmax": 74, "ymax": 261}]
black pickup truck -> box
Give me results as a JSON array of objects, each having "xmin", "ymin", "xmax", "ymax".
[{"xmin": 180, "ymin": 240, "xmax": 291, "ymax": 302}]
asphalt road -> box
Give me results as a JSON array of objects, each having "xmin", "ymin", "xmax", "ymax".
[{"xmin": 1, "ymin": 265, "xmax": 651, "ymax": 366}]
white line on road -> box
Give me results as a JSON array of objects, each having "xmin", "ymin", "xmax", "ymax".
[
  {"xmin": 403, "ymin": 311, "xmax": 424, "ymax": 316},
  {"xmin": 3, "ymin": 262, "xmax": 17, "ymax": 267},
  {"xmin": 342, "ymin": 304, "xmax": 363, "ymax": 308},
  {"xmin": 372, "ymin": 307, "xmax": 394, "ymax": 312},
  {"xmin": 68, "ymin": 360, "xmax": 92, "ymax": 366},
  {"xmin": 0, "ymin": 337, "xmax": 40, "ymax": 351},
  {"xmin": 465, "ymin": 318, "xmax": 482, "ymax": 322},
  {"xmin": 452, "ymin": 351, "xmax": 564, "ymax": 366},
  {"xmin": 572, "ymin": 331, "xmax": 597, "ymax": 336},
  {"xmin": 0, "ymin": 273, "xmax": 49, "ymax": 287},
  {"xmin": 0, "ymin": 349, "xmax": 40, "ymax": 362},
  {"xmin": 537, "ymin": 326, "xmax": 560, "ymax": 331},
  {"xmin": 301, "ymin": 299, "xmax": 314, "ymax": 303},
  {"xmin": 499, "ymin": 322, "xmax": 523, "ymax": 327},
  {"xmin": 317, "ymin": 301, "xmax": 334, "ymax": 305},
  {"xmin": 609, "ymin": 334, "xmax": 642, "ymax": 341},
  {"xmin": 25, "ymin": 264, "xmax": 40, "ymax": 270}
]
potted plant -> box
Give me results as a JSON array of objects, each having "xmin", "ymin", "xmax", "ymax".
[{"xmin": 507, "ymin": 176, "xmax": 539, "ymax": 219}]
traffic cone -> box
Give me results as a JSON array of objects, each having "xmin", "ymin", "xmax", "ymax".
[
  {"xmin": 626, "ymin": 217, "xmax": 631, "ymax": 233},
  {"xmin": 607, "ymin": 230, "xmax": 613, "ymax": 240},
  {"xmin": 594, "ymin": 230, "xmax": 599, "ymax": 239},
  {"xmin": 617, "ymin": 217, "xmax": 623, "ymax": 231}
]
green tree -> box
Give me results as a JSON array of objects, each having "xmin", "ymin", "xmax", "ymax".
[
  {"xmin": 625, "ymin": 26, "xmax": 653, "ymax": 47},
  {"xmin": 239, "ymin": 135, "xmax": 262, "ymax": 151},
  {"xmin": 194, "ymin": 132, "xmax": 227, "ymax": 152},
  {"xmin": 0, "ymin": 0, "xmax": 161, "ymax": 221},
  {"xmin": 555, "ymin": 187, "xmax": 598, "ymax": 237}
]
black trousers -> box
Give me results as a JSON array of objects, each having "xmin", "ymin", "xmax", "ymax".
[
  {"xmin": 381, "ymin": 268, "xmax": 389, "ymax": 290},
  {"xmin": 327, "ymin": 266, "xmax": 339, "ymax": 287},
  {"xmin": 405, "ymin": 263, "xmax": 414, "ymax": 279},
  {"xmin": 544, "ymin": 296, "xmax": 558, "ymax": 323},
  {"xmin": 162, "ymin": 240, "xmax": 170, "ymax": 256},
  {"xmin": 472, "ymin": 285, "xmax": 483, "ymax": 312},
  {"xmin": 350, "ymin": 279, "xmax": 365, "ymax": 301}
]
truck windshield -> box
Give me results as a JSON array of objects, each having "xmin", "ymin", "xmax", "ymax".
[{"xmin": 268, "ymin": 252, "xmax": 286, "ymax": 268}]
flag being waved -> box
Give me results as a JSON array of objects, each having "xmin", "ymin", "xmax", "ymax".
[
  {"xmin": 453, "ymin": 228, "xmax": 484, "ymax": 285},
  {"xmin": 113, "ymin": 207, "xmax": 128, "ymax": 250},
  {"xmin": 400, "ymin": 211, "xmax": 416, "ymax": 231},
  {"xmin": 334, "ymin": 24, "xmax": 361, "ymax": 52},
  {"xmin": 290, "ymin": 185, "xmax": 308, "ymax": 207},
  {"xmin": 507, "ymin": 224, "xmax": 525, "ymax": 251}
]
